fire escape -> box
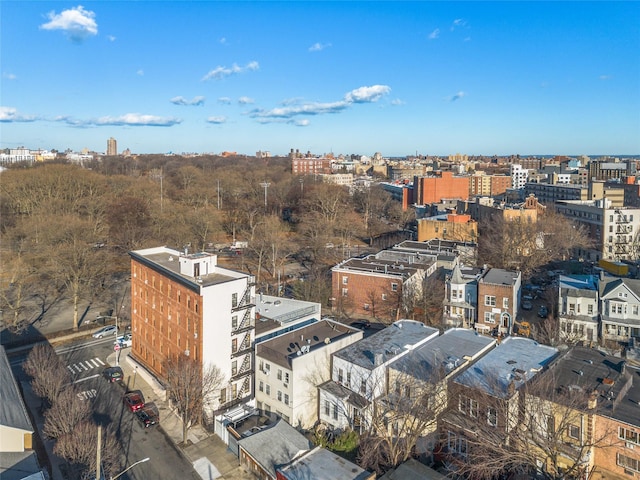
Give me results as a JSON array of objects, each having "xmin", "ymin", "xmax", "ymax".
[
  {"xmin": 229, "ymin": 277, "xmax": 255, "ymax": 405},
  {"xmin": 614, "ymin": 212, "xmax": 633, "ymax": 259}
]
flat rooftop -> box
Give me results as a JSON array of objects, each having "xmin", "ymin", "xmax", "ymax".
[
  {"xmin": 391, "ymin": 328, "xmax": 496, "ymax": 379},
  {"xmin": 334, "ymin": 320, "xmax": 439, "ymax": 370},
  {"xmin": 481, "ymin": 268, "xmax": 520, "ymax": 286},
  {"xmin": 130, "ymin": 246, "xmax": 247, "ymax": 290},
  {"xmin": 278, "ymin": 446, "xmax": 372, "ymax": 480},
  {"xmin": 454, "ymin": 337, "xmax": 558, "ymax": 398},
  {"xmin": 256, "ymin": 320, "xmax": 361, "ymax": 369},
  {"xmin": 255, "ymin": 294, "xmax": 320, "ymax": 325},
  {"xmin": 333, "ymin": 254, "xmax": 432, "ymax": 278}
]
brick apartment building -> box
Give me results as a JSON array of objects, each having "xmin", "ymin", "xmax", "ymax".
[
  {"xmin": 412, "ymin": 171, "xmax": 470, "ymax": 205},
  {"xmin": 129, "ymin": 246, "xmax": 256, "ymax": 413},
  {"xmin": 469, "ymin": 172, "xmax": 511, "ymax": 197},
  {"xmin": 331, "ymin": 250, "xmax": 438, "ymax": 320},
  {"xmin": 417, "ymin": 213, "xmax": 478, "ymax": 243}
]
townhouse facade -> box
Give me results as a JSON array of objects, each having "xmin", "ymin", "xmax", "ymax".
[
  {"xmin": 475, "ymin": 268, "xmax": 522, "ymax": 335},
  {"xmin": 558, "ymin": 275, "xmax": 600, "ymax": 345},
  {"xmin": 318, "ymin": 320, "xmax": 439, "ymax": 432},
  {"xmin": 254, "ymin": 319, "xmax": 362, "ymax": 428},
  {"xmin": 599, "ymin": 277, "xmax": 640, "ymax": 344},
  {"xmin": 130, "ymin": 246, "xmax": 256, "ymax": 413},
  {"xmin": 442, "ymin": 264, "xmax": 483, "ymax": 328}
]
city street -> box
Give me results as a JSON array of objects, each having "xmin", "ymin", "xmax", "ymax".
[{"xmin": 10, "ymin": 336, "xmax": 199, "ymax": 480}]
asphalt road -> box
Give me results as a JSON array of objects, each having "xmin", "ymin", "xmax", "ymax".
[{"xmin": 11, "ymin": 336, "xmax": 197, "ymax": 480}]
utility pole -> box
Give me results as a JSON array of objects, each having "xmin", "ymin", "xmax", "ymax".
[
  {"xmin": 260, "ymin": 181, "xmax": 270, "ymax": 208},
  {"xmin": 96, "ymin": 425, "xmax": 102, "ymax": 480}
]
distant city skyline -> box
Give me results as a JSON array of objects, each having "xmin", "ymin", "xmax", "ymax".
[{"xmin": 1, "ymin": 1, "xmax": 639, "ymax": 156}]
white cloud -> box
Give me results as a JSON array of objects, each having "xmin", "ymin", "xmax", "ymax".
[
  {"xmin": 391, "ymin": 98, "xmax": 405, "ymax": 106},
  {"xmin": 40, "ymin": 6, "xmax": 98, "ymax": 42},
  {"xmin": 170, "ymin": 96, "xmax": 205, "ymax": 106},
  {"xmin": 250, "ymin": 84, "xmax": 391, "ymax": 122},
  {"xmin": 137, "ymin": 69, "xmax": 144, "ymax": 76},
  {"xmin": 293, "ymin": 119, "xmax": 309, "ymax": 126},
  {"xmin": 0, "ymin": 106, "xmax": 37, "ymax": 122},
  {"xmin": 238, "ymin": 96, "xmax": 255, "ymax": 105},
  {"xmin": 451, "ymin": 18, "xmax": 468, "ymax": 31},
  {"xmin": 107, "ymin": 35, "xmax": 116, "ymax": 42},
  {"xmin": 448, "ymin": 91, "xmax": 466, "ymax": 102},
  {"xmin": 309, "ymin": 42, "xmax": 331, "ymax": 52},
  {"xmin": 65, "ymin": 113, "xmax": 181, "ymax": 127},
  {"xmin": 201, "ymin": 61, "xmax": 259, "ymax": 81},
  {"xmin": 218, "ymin": 97, "xmax": 232, "ymax": 105},
  {"xmin": 344, "ymin": 85, "xmax": 391, "ymax": 103},
  {"xmin": 428, "ymin": 29, "xmax": 440, "ymax": 40},
  {"xmin": 3, "ymin": 73, "xmax": 17, "ymax": 80},
  {"xmin": 207, "ymin": 116, "xmax": 227, "ymax": 124}
]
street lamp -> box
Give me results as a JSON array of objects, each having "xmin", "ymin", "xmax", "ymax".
[{"xmin": 110, "ymin": 457, "xmax": 150, "ymax": 480}]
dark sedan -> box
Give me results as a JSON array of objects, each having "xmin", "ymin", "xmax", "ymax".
[
  {"xmin": 135, "ymin": 403, "xmax": 159, "ymax": 428},
  {"xmin": 103, "ymin": 366, "xmax": 124, "ymax": 383}
]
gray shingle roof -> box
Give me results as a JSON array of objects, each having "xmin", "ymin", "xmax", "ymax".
[{"xmin": 0, "ymin": 345, "xmax": 33, "ymax": 433}]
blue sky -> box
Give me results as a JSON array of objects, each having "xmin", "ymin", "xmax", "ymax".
[{"xmin": 1, "ymin": 1, "xmax": 639, "ymax": 156}]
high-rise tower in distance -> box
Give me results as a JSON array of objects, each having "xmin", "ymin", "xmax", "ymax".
[{"xmin": 107, "ymin": 137, "xmax": 117, "ymax": 156}]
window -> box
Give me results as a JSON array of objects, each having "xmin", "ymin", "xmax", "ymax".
[
  {"xmin": 338, "ymin": 368, "xmax": 344, "ymax": 383},
  {"xmin": 484, "ymin": 312, "xmax": 495, "ymax": 324},
  {"xmin": 265, "ymin": 384, "xmax": 271, "ymax": 395},
  {"xmin": 547, "ymin": 415, "xmax": 555, "ymax": 437},
  {"xmin": 346, "ymin": 372, "xmax": 351, "ymax": 385},
  {"xmin": 231, "ymin": 338, "xmax": 237, "ymax": 353},
  {"xmin": 284, "ymin": 394, "xmax": 289, "ymax": 405},
  {"xmin": 503, "ymin": 298, "xmax": 509, "ymax": 309},
  {"xmin": 619, "ymin": 427, "xmax": 639, "ymax": 445},
  {"xmin": 469, "ymin": 399, "xmax": 478, "ymax": 418},
  {"xmin": 324, "ymin": 400, "xmax": 330, "ymax": 416},
  {"xmin": 332, "ymin": 404, "xmax": 338, "ymax": 420},
  {"xmin": 617, "ymin": 453, "xmax": 639, "ymax": 473},
  {"xmin": 231, "ymin": 360, "xmax": 237, "ymax": 376},
  {"xmin": 277, "ymin": 390, "xmax": 282, "ymax": 402},
  {"xmin": 342, "ymin": 288, "xmax": 348, "ymax": 296},
  {"xmin": 382, "ymin": 294, "xmax": 387, "ymax": 301},
  {"xmin": 588, "ymin": 304, "xmax": 594, "ymax": 315},
  {"xmin": 487, "ymin": 407, "xmax": 497, "ymax": 427},
  {"xmin": 459, "ymin": 395, "xmax": 478, "ymax": 417},
  {"xmin": 342, "ymin": 276, "xmax": 348, "ymax": 285},
  {"xmin": 277, "ymin": 369, "xmax": 282, "ymax": 381},
  {"xmin": 568, "ymin": 424, "xmax": 581, "ymax": 440},
  {"xmin": 284, "ymin": 372, "xmax": 289, "ymax": 384},
  {"xmin": 232, "ymin": 315, "xmax": 238, "ymax": 329},
  {"xmin": 259, "ymin": 381, "xmax": 264, "ymax": 392},
  {"xmin": 231, "ymin": 293, "xmax": 238, "ymax": 308},
  {"xmin": 485, "ymin": 295, "xmax": 496, "ymax": 306},
  {"xmin": 360, "ymin": 379, "xmax": 366, "ymax": 395},
  {"xmin": 391, "ymin": 283, "xmax": 398, "ymax": 292},
  {"xmin": 220, "ymin": 388, "xmax": 226, "ymax": 403}
]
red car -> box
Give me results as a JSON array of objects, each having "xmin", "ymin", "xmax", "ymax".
[{"xmin": 123, "ymin": 391, "xmax": 145, "ymax": 412}]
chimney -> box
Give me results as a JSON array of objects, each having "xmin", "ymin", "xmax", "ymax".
[
  {"xmin": 507, "ymin": 380, "xmax": 516, "ymax": 395},
  {"xmin": 599, "ymin": 270, "xmax": 605, "ymax": 282},
  {"xmin": 588, "ymin": 391, "xmax": 598, "ymax": 410}
]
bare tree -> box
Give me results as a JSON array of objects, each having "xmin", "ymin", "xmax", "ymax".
[
  {"xmin": 442, "ymin": 369, "xmax": 616, "ymax": 480},
  {"xmin": 54, "ymin": 422, "xmax": 121, "ymax": 479},
  {"xmin": 23, "ymin": 343, "xmax": 71, "ymax": 406},
  {"xmin": 358, "ymin": 367, "xmax": 448, "ymax": 475},
  {"xmin": 478, "ymin": 211, "xmax": 593, "ymax": 278},
  {"xmin": 43, "ymin": 386, "xmax": 91, "ymax": 439},
  {"xmin": 162, "ymin": 354, "xmax": 225, "ymax": 444}
]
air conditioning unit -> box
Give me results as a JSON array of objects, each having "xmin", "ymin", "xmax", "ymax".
[{"xmin": 627, "ymin": 442, "xmax": 635, "ymax": 449}]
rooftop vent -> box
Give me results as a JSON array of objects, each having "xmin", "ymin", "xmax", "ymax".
[{"xmin": 602, "ymin": 377, "xmax": 615, "ymax": 386}]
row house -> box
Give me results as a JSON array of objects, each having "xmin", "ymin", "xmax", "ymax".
[
  {"xmin": 558, "ymin": 275, "xmax": 599, "ymax": 345},
  {"xmin": 130, "ymin": 247, "xmax": 255, "ymax": 415},
  {"xmin": 599, "ymin": 276, "xmax": 640, "ymax": 344},
  {"xmin": 475, "ymin": 268, "xmax": 522, "ymax": 336},
  {"xmin": 439, "ymin": 337, "xmax": 558, "ymax": 469},
  {"xmin": 318, "ymin": 320, "xmax": 439, "ymax": 432},
  {"xmin": 530, "ymin": 347, "xmax": 634, "ymax": 479},
  {"xmin": 392, "ymin": 239, "xmax": 478, "ymax": 268},
  {"xmin": 442, "ymin": 264, "xmax": 482, "ymax": 328},
  {"xmin": 382, "ymin": 328, "xmax": 496, "ymax": 457},
  {"xmin": 254, "ymin": 319, "xmax": 362, "ymax": 428},
  {"xmin": 331, "ymin": 250, "xmax": 438, "ymax": 320}
]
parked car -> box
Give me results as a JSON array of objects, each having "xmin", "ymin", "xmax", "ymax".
[
  {"xmin": 522, "ymin": 300, "xmax": 533, "ymax": 311},
  {"xmin": 123, "ymin": 391, "xmax": 145, "ymax": 412},
  {"xmin": 92, "ymin": 325, "xmax": 117, "ymax": 338},
  {"xmin": 103, "ymin": 366, "xmax": 123, "ymax": 383},
  {"xmin": 114, "ymin": 333, "xmax": 132, "ymax": 348},
  {"xmin": 351, "ymin": 320, "xmax": 371, "ymax": 330},
  {"xmin": 538, "ymin": 305, "xmax": 549, "ymax": 318},
  {"xmin": 135, "ymin": 403, "xmax": 159, "ymax": 428}
]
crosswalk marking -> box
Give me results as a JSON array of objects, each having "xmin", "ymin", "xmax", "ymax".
[{"xmin": 66, "ymin": 357, "xmax": 105, "ymax": 375}]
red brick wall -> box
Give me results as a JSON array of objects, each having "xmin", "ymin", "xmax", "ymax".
[
  {"xmin": 131, "ymin": 260, "xmax": 203, "ymax": 378},
  {"xmin": 415, "ymin": 172, "xmax": 470, "ymax": 204},
  {"xmin": 332, "ymin": 270, "xmax": 402, "ymax": 320},
  {"xmin": 476, "ymin": 282, "xmax": 516, "ymax": 332}
]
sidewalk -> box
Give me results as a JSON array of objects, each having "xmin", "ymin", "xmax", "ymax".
[{"xmin": 106, "ymin": 350, "xmax": 251, "ymax": 480}]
